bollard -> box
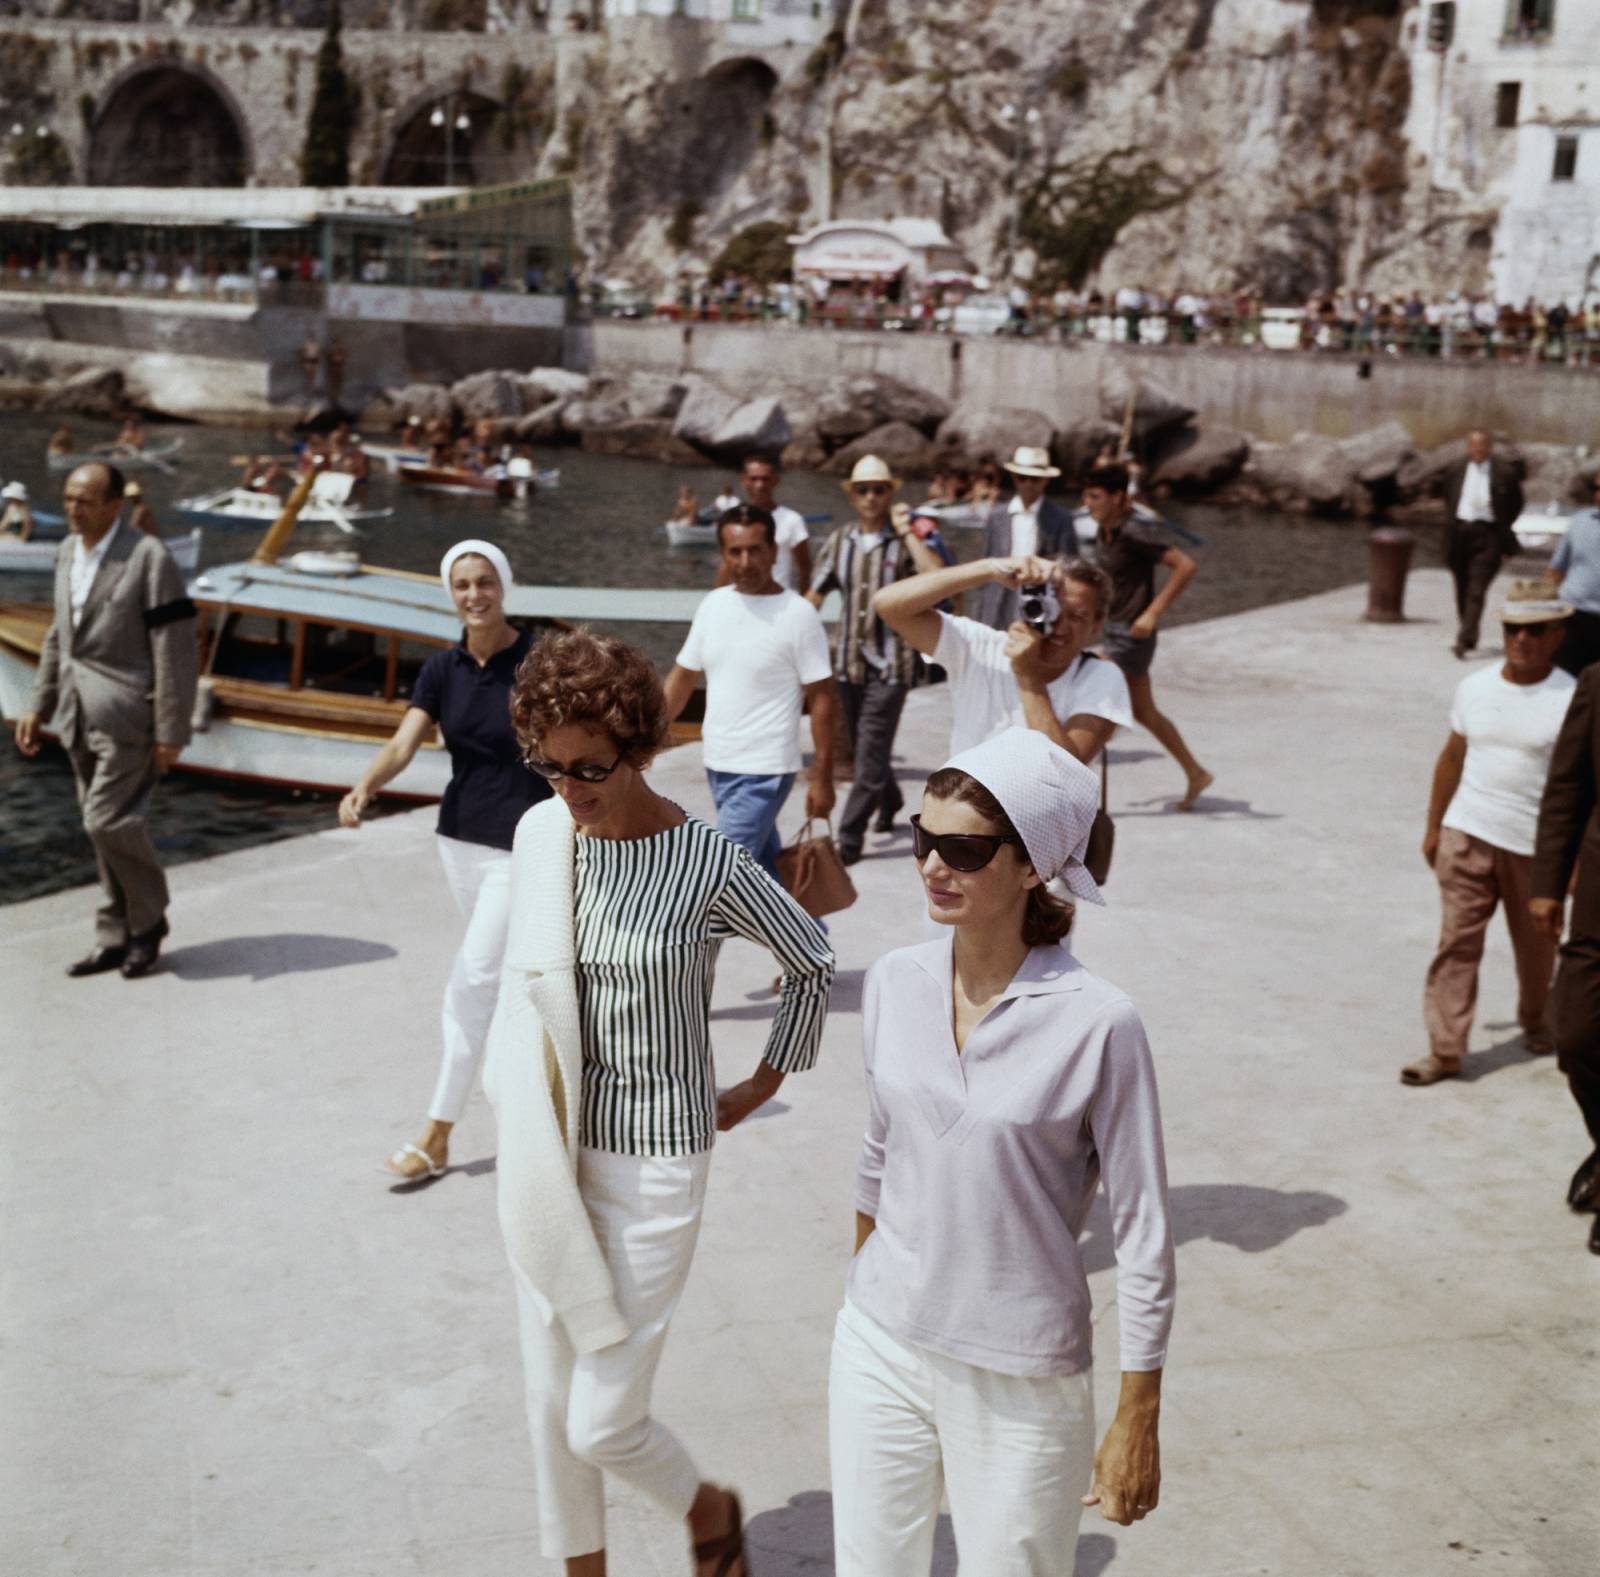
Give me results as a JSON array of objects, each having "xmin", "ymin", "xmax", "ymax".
[{"xmin": 1364, "ymin": 526, "xmax": 1416, "ymax": 623}]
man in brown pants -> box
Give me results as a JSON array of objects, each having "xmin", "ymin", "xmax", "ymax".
[{"xmin": 1405, "ymin": 583, "xmax": 1575, "ymax": 1085}]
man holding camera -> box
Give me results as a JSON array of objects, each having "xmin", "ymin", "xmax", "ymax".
[{"xmin": 874, "ymin": 552, "xmax": 1131, "ymax": 763}]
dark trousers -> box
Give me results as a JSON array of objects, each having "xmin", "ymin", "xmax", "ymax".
[
  {"xmin": 837, "ymin": 676, "xmax": 908, "ymax": 852},
  {"xmin": 1446, "ymin": 522, "xmax": 1506, "ymax": 652},
  {"xmin": 1556, "ymin": 609, "xmax": 1600, "ymax": 678},
  {"xmin": 65, "ymin": 729, "xmax": 168, "ymax": 946},
  {"xmin": 1552, "ymin": 937, "xmax": 1600, "ymax": 1148}
]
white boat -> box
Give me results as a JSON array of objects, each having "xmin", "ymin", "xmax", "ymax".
[
  {"xmin": 1513, "ymin": 506, "xmax": 1570, "ymax": 554},
  {"xmin": 362, "ymin": 443, "xmax": 430, "ymax": 475},
  {"xmin": 0, "ymin": 526, "xmax": 201, "ymax": 575},
  {"xmin": 666, "ymin": 516, "xmax": 721, "ymax": 547},
  {"xmin": 48, "ymin": 437, "xmax": 186, "ymax": 473},
  {"xmin": 912, "ymin": 500, "xmax": 988, "ymax": 530},
  {"xmin": 176, "ymin": 472, "xmax": 391, "ymax": 533}
]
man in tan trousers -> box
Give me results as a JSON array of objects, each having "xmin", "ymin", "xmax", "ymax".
[
  {"xmin": 1404, "ymin": 582, "xmax": 1575, "ymax": 1084},
  {"xmin": 14, "ymin": 462, "xmax": 197, "ymax": 979}
]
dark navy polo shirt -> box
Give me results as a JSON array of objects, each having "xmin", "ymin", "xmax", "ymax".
[{"xmin": 409, "ymin": 627, "xmax": 550, "ymax": 851}]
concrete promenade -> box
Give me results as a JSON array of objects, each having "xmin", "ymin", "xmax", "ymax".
[{"xmin": 3, "ymin": 569, "xmax": 1596, "ymax": 1577}]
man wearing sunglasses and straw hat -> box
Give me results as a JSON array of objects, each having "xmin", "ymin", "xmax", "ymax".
[
  {"xmin": 809, "ymin": 455, "xmax": 945, "ymax": 865},
  {"xmin": 972, "ymin": 445, "xmax": 1078, "ymax": 630}
]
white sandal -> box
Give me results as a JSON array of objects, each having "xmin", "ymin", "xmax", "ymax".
[{"xmin": 384, "ymin": 1142, "xmax": 446, "ymax": 1181}]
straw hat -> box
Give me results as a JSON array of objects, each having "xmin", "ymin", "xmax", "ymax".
[
  {"xmin": 125, "ymin": 481, "xmax": 143, "ymax": 499},
  {"xmin": 1002, "ymin": 445, "xmax": 1061, "ymax": 479},
  {"xmin": 1501, "ymin": 578, "xmax": 1572, "ymax": 624},
  {"xmin": 842, "ymin": 454, "xmax": 901, "ymax": 496},
  {"xmin": 1, "ymin": 481, "xmax": 28, "ymax": 502}
]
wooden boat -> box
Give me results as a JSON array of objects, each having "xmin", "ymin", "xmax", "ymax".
[
  {"xmin": 358, "ymin": 442, "xmax": 430, "ymax": 475},
  {"xmin": 48, "ymin": 437, "xmax": 185, "ymax": 473},
  {"xmin": 398, "ymin": 466, "xmax": 514, "ymax": 500},
  {"xmin": 0, "ymin": 526, "xmax": 201, "ymax": 576},
  {"xmin": 175, "ymin": 472, "xmax": 391, "ymax": 532}
]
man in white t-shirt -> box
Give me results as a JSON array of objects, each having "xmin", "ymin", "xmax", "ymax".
[
  {"xmin": 875, "ymin": 550, "xmax": 1131, "ymax": 762},
  {"xmin": 1405, "ymin": 583, "xmax": 1577, "ymax": 1085},
  {"xmin": 713, "ymin": 455, "xmax": 812, "ymax": 593},
  {"xmin": 665, "ymin": 503, "xmax": 837, "ymax": 881}
]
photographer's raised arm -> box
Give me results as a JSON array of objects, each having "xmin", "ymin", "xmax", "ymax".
[{"xmin": 876, "ymin": 556, "xmax": 1038, "ymax": 657}]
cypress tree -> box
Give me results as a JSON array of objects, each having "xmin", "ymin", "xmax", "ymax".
[{"xmin": 300, "ymin": 0, "xmax": 353, "ymax": 187}]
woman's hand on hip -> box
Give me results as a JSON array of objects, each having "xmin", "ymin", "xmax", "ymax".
[{"xmin": 716, "ymin": 1062, "xmax": 785, "ymax": 1131}]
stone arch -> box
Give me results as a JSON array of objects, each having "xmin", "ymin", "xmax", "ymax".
[
  {"xmin": 88, "ymin": 59, "xmax": 252, "ymax": 187},
  {"xmin": 379, "ymin": 89, "xmax": 514, "ymax": 187}
]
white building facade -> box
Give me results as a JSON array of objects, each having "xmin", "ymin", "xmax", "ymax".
[
  {"xmin": 597, "ymin": 0, "xmax": 826, "ymax": 48},
  {"xmin": 1405, "ymin": 0, "xmax": 1600, "ymax": 302}
]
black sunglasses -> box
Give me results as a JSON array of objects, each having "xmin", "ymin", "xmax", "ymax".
[
  {"xmin": 852, "ymin": 482, "xmax": 892, "ymax": 496},
  {"xmin": 910, "ymin": 814, "xmax": 1023, "ymax": 872},
  {"xmin": 1502, "ymin": 621, "xmax": 1562, "ymax": 638},
  {"xmin": 524, "ymin": 752, "xmax": 623, "ymax": 784}
]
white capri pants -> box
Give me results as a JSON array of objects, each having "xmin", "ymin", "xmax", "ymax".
[
  {"xmin": 829, "ymin": 1298, "xmax": 1096, "ymax": 1577},
  {"xmin": 429, "ymin": 834, "xmax": 512, "ymax": 1124},
  {"xmin": 515, "ymin": 1146, "xmax": 711, "ymax": 1559}
]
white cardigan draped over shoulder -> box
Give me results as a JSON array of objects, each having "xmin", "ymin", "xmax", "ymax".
[{"xmin": 481, "ymin": 797, "xmax": 630, "ymax": 1355}]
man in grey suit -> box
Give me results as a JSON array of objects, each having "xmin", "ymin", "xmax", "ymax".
[
  {"xmin": 14, "ymin": 462, "xmax": 198, "ymax": 978},
  {"xmin": 971, "ymin": 445, "xmax": 1077, "ymax": 629},
  {"xmin": 1442, "ymin": 428, "xmax": 1525, "ymax": 659}
]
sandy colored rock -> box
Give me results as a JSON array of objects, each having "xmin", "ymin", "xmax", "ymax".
[
  {"xmin": 672, "ymin": 379, "xmax": 743, "ymax": 450},
  {"xmin": 823, "ymin": 420, "xmax": 938, "ymax": 478},
  {"xmin": 1338, "ymin": 420, "xmax": 1418, "ymax": 487},
  {"xmin": 934, "ymin": 399, "xmax": 1054, "ymax": 463},
  {"xmin": 1150, "ymin": 426, "xmax": 1251, "ymax": 493},
  {"xmin": 1248, "ymin": 434, "xmax": 1361, "ymax": 516},
  {"xmin": 579, "ymin": 419, "xmax": 706, "ymax": 465},
  {"xmin": 707, "ymin": 395, "xmax": 792, "ymax": 462},
  {"xmin": 450, "ymin": 371, "xmax": 528, "ymax": 424}
]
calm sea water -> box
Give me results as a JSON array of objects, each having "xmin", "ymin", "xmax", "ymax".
[{"xmin": 1, "ymin": 412, "xmax": 1435, "ymax": 905}]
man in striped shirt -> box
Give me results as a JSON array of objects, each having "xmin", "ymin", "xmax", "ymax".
[{"xmin": 808, "ymin": 455, "xmax": 944, "ymax": 865}]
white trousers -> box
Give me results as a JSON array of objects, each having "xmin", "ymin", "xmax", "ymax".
[
  {"xmin": 829, "ymin": 1299, "xmax": 1096, "ymax": 1577},
  {"xmin": 515, "ymin": 1146, "xmax": 711, "ymax": 1559},
  {"xmin": 429, "ymin": 835, "xmax": 512, "ymax": 1124}
]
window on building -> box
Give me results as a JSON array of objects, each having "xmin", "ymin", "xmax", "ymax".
[
  {"xmin": 1553, "ymin": 135, "xmax": 1579, "ymax": 181},
  {"xmin": 1496, "ymin": 82, "xmax": 1521, "ymax": 128},
  {"xmin": 731, "ymin": 0, "xmax": 762, "ymax": 17},
  {"xmin": 1506, "ymin": 0, "xmax": 1555, "ymax": 39}
]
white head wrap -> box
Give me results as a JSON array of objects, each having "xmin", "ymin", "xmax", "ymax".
[
  {"xmin": 938, "ymin": 726, "xmax": 1105, "ymax": 906},
  {"xmin": 439, "ymin": 539, "xmax": 514, "ymax": 598}
]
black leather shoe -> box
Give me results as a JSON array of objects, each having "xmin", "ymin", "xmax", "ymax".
[
  {"xmin": 839, "ymin": 844, "xmax": 863, "ymax": 868},
  {"xmin": 120, "ymin": 917, "xmax": 170, "ymax": 979},
  {"xmin": 67, "ymin": 945, "xmax": 128, "ymax": 978},
  {"xmin": 1589, "ymin": 1215, "xmax": 1600, "ymax": 1256},
  {"xmin": 1568, "ymin": 1148, "xmax": 1600, "ymax": 1213}
]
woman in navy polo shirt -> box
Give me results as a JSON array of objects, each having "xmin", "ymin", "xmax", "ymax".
[{"xmin": 340, "ymin": 538, "xmax": 550, "ymax": 1183}]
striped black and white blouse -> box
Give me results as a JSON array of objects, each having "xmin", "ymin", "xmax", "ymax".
[{"xmin": 574, "ymin": 814, "xmax": 834, "ymax": 1157}]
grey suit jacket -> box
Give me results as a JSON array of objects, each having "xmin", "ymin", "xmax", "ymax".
[
  {"xmin": 972, "ymin": 497, "xmax": 1078, "ymax": 630},
  {"xmin": 31, "ymin": 522, "xmax": 199, "ymax": 749}
]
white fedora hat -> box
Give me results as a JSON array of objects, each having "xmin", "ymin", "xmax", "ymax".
[
  {"xmin": 1002, "ymin": 445, "xmax": 1061, "ymax": 479},
  {"xmin": 842, "ymin": 454, "xmax": 902, "ymax": 495}
]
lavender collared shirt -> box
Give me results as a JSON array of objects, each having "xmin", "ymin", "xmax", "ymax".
[{"xmin": 847, "ymin": 936, "xmax": 1176, "ymax": 1378}]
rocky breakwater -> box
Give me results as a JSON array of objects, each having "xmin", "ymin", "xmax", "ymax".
[{"xmin": 369, "ymin": 363, "xmax": 1599, "ymax": 524}]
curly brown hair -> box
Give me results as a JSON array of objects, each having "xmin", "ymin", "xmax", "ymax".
[
  {"xmin": 511, "ymin": 628, "xmax": 669, "ymax": 766},
  {"xmin": 923, "ymin": 767, "xmax": 1075, "ymax": 945}
]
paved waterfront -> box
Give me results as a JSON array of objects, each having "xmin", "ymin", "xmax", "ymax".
[{"xmin": 4, "ymin": 569, "xmax": 1596, "ymax": 1577}]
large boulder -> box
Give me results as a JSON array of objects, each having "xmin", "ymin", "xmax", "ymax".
[
  {"xmin": 386, "ymin": 382, "xmax": 456, "ymax": 428},
  {"xmin": 40, "ymin": 365, "xmax": 126, "ymax": 418},
  {"xmin": 814, "ymin": 378, "xmax": 882, "ymax": 446},
  {"xmin": 559, "ymin": 397, "xmax": 630, "ymax": 436},
  {"xmin": 934, "ymin": 400, "xmax": 1054, "ymax": 462},
  {"xmin": 781, "ymin": 424, "xmax": 830, "ymax": 472},
  {"xmin": 823, "ymin": 420, "xmax": 938, "ymax": 478},
  {"xmin": 1396, "ymin": 434, "xmax": 1527, "ymax": 502},
  {"xmin": 514, "ymin": 398, "xmax": 570, "ymax": 443},
  {"xmin": 1097, "ymin": 361, "xmax": 1195, "ymax": 447},
  {"xmin": 451, "ymin": 370, "xmax": 527, "ymax": 423},
  {"xmin": 864, "ymin": 374, "xmax": 951, "ymax": 436},
  {"xmin": 1053, "ymin": 417, "xmax": 1123, "ymax": 481},
  {"xmin": 672, "ymin": 378, "xmax": 743, "ymax": 450},
  {"xmin": 606, "ymin": 370, "xmax": 688, "ymax": 422},
  {"xmin": 1149, "ymin": 426, "xmax": 1251, "ymax": 493},
  {"xmin": 1247, "ymin": 433, "xmax": 1362, "ymax": 516},
  {"xmin": 1338, "ymin": 420, "xmax": 1417, "ymax": 487},
  {"xmin": 521, "ymin": 366, "xmax": 590, "ymax": 404},
  {"xmin": 580, "ymin": 419, "xmax": 706, "ymax": 465},
  {"xmin": 707, "ymin": 395, "xmax": 792, "ymax": 461}
]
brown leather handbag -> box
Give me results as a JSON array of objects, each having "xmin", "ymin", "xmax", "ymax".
[
  {"xmin": 1084, "ymin": 753, "xmax": 1115, "ymax": 885},
  {"xmin": 776, "ymin": 820, "xmax": 859, "ymax": 918}
]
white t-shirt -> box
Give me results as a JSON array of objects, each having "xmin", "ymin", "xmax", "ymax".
[
  {"xmin": 677, "ymin": 585, "xmax": 833, "ymax": 774},
  {"xmin": 1008, "ymin": 494, "xmax": 1040, "ymax": 560},
  {"xmin": 934, "ymin": 613, "xmax": 1133, "ymax": 757},
  {"xmin": 769, "ymin": 503, "xmax": 811, "ymax": 593},
  {"xmin": 1442, "ymin": 663, "xmax": 1576, "ymax": 856}
]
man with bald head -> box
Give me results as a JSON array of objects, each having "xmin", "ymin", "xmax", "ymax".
[
  {"xmin": 14, "ymin": 462, "xmax": 197, "ymax": 978},
  {"xmin": 1443, "ymin": 428, "xmax": 1525, "ymax": 660}
]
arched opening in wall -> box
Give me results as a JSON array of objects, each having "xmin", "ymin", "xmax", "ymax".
[
  {"xmin": 669, "ymin": 57, "xmax": 779, "ymax": 235},
  {"xmin": 381, "ymin": 92, "xmax": 512, "ymax": 187},
  {"xmin": 88, "ymin": 65, "xmax": 249, "ymax": 187}
]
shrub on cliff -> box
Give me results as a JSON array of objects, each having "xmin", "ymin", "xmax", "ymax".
[
  {"xmin": 710, "ymin": 222, "xmax": 792, "ymax": 287},
  {"xmin": 300, "ymin": 0, "xmax": 354, "ymax": 187}
]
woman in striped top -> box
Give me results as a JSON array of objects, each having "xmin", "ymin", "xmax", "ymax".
[{"xmin": 500, "ymin": 629, "xmax": 833, "ymax": 1577}]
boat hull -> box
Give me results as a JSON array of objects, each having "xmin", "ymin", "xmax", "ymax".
[
  {"xmin": 0, "ymin": 527, "xmax": 201, "ymax": 575},
  {"xmin": 666, "ymin": 520, "xmax": 720, "ymax": 547},
  {"xmin": 399, "ymin": 468, "xmax": 513, "ymax": 499},
  {"xmin": 48, "ymin": 439, "xmax": 185, "ymax": 472}
]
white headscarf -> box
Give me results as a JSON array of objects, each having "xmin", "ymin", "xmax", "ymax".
[
  {"xmin": 439, "ymin": 538, "xmax": 514, "ymax": 598},
  {"xmin": 938, "ymin": 726, "xmax": 1105, "ymax": 906}
]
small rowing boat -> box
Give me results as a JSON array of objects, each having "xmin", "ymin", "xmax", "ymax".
[
  {"xmin": 176, "ymin": 472, "xmax": 390, "ymax": 533},
  {"xmin": 398, "ymin": 467, "xmax": 514, "ymax": 499},
  {"xmin": 0, "ymin": 526, "xmax": 202, "ymax": 575},
  {"xmin": 48, "ymin": 437, "xmax": 185, "ymax": 474}
]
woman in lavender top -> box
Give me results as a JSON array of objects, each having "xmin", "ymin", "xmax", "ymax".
[{"xmin": 829, "ymin": 726, "xmax": 1177, "ymax": 1576}]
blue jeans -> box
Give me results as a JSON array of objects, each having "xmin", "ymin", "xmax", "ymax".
[{"xmin": 706, "ymin": 770, "xmax": 796, "ymax": 883}]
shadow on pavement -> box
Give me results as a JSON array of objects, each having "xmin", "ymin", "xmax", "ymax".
[
  {"xmin": 744, "ymin": 1489, "xmax": 1118, "ymax": 1574},
  {"xmin": 1080, "ymin": 1183, "xmax": 1347, "ymax": 1273},
  {"xmin": 1456, "ymin": 1031, "xmax": 1546, "ymax": 1084},
  {"xmin": 162, "ymin": 932, "xmax": 398, "ymax": 981},
  {"xmin": 1116, "ymin": 794, "xmax": 1281, "ymax": 821}
]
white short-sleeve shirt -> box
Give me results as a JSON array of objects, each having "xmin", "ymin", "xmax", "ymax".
[
  {"xmin": 677, "ymin": 585, "xmax": 833, "ymax": 774},
  {"xmin": 1442, "ymin": 662, "xmax": 1576, "ymax": 856},
  {"xmin": 934, "ymin": 612, "xmax": 1132, "ymax": 757},
  {"xmin": 770, "ymin": 503, "xmax": 811, "ymax": 593}
]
